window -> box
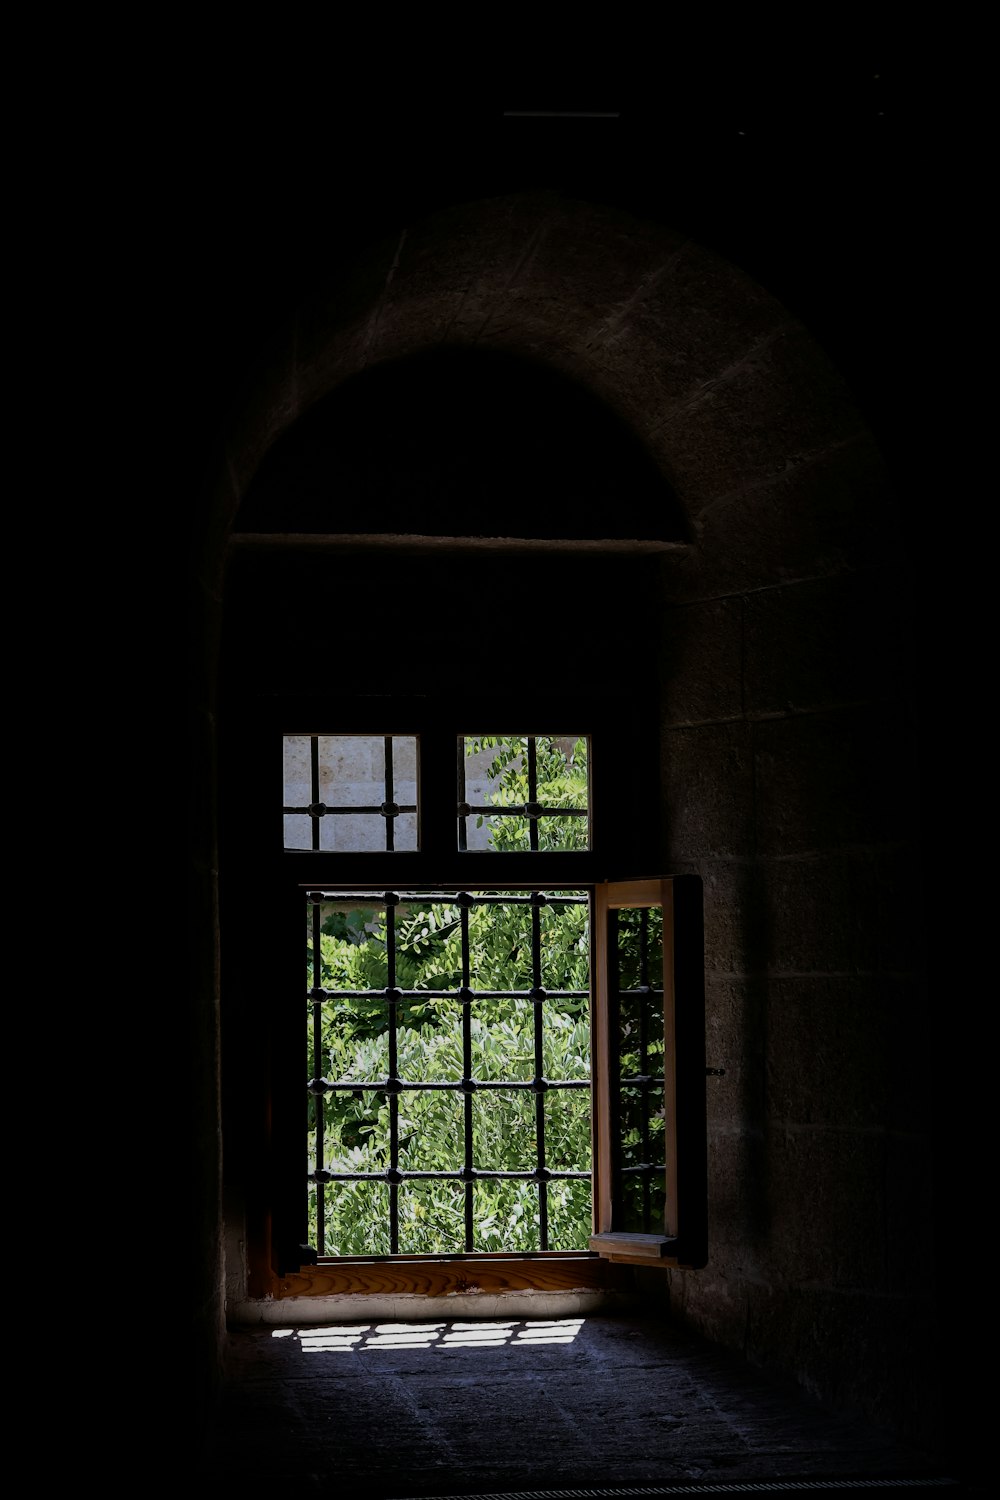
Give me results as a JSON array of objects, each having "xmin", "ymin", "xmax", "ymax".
[
  {"xmin": 262, "ymin": 722, "xmax": 707, "ymax": 1280},
  {"xmin": 306, "ymin": 886, "xmax": 593, "ymax": 1257},
  {"xmin": 219, "ymin": 531, "xmax": 700, "ymax": 1304}
]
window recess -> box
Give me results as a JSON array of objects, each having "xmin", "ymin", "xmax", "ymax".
[{"xmin": 251, "ymin": 717, "xmax": 706, "ymax": 1288}]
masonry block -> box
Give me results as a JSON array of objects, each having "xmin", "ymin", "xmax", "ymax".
[
  {"xmin": 587, "ymin": 237, "xmax": 788, "ymax": 424},
  {"xmin": 761, "ymin": 853, "xmax": 856, "ymax": 974},
  {"xmin": 664, "ymin": 1259, "xmax": 752, "ymax": 1355},
  {"xmin": 698, "ymin": 859, "xmax": 769, "ymax": 977},
  {"xmin": 766, "ymin": 1127, "xmax": 886, "ymax": 1289},
  {"xmin": 663, "ymin": 721, "xmax": 754, "ymax": 858},
  {"xmin": 654, "ymin": 326, "xmax": 866, "ymax": 507},
  {"xmin": 766, "ymin": 976, "xmax": 893, "ymax": 1131},
  {"xmin": 743, "ymin": 568, "xmax": 914, "ymax": 716},
  {"xmin": 753, "ymin": 701, "xmax": 919, "ymax": 857},
  {"xmin": 706, "ymin": 1129, "xmax": 771, "ymax": 1263},
  {"xmin": 661, "ymin": 595, "xmax": 744, "ymax": 726},
  {"xmin": 704, "ymin": 976, "xmax": 766, "ymax": 1129},
  {"xmin": 660, "ymin": 436, "xmax": 897, "ymax": 602},
  {"xmin": 742, "ymin": 1283, "xmax": 943, "ymax": 1454}
]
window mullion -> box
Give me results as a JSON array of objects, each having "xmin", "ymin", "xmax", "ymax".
[
  {"xmin": 456, "ymin": 735, "xmax": 468, "ymax": 852},
  {"xmin": 384, "ymin": 737, "xmax": 395, "ymax": 853},
  {"xmin": 419, "ymin": 725, "xmax": 455, "ymax": 861},
  {"xmin": 527, "ymin": 735, "xmax": 539, "ymax": 852},
  {"xmin": 310, "ymin": 735, "xmax": 321, "ymax": 851}
]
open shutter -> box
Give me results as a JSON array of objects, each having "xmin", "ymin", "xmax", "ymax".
[{"xmin": 590, "ymin": 875, "xmax": 707, "ymax": 1269}]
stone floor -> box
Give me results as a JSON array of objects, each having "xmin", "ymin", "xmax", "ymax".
[{"xmin": 196, "ymin": 1312, "xmax": 976, "ymax": 1496}]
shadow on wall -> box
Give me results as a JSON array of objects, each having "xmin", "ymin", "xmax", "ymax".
[{"xmin": 234, "ymin": 345, "xmax": 690, "ymax": 543}]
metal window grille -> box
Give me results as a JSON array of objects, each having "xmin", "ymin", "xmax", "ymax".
[
  {"xmin": 283, "ymin": 735, "xmax": 418, "ymax": 851},
  {"xmin": 458, "ymin": 735, "xmax": 590, "ymax": 852},
  {"xmin": 307, "ymin": 889, "xmax": 592, "ymax": 1256},
  {"xmin": 611, "ymin": 906, "xmax": 667, "ymax": 1235}
]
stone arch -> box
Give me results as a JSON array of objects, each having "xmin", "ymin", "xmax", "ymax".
[
  {"xmin": 200, "ymin": 190, "xmax": 893, "ymax": 576},
  {"xmin": 199, "ymin": 190, "xmax": 929, "ymax": 1449}
]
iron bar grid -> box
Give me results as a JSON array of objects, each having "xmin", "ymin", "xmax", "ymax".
[
  {"xmin": 384, "ymin": 736, "xmax": 395, "ymax": 854},
  {"xmin": 285, "ymin": 735, "xmax": 416, "ymax": 852},
  {"xmin": 531, "ymin": 896, "xmax": 546, "ymax": 1244},
  {"xmin": 457, "ymin": 735, "xmax": 590, "ymax": 849},
  {"xmin": 309, "ymin": 1079, "xmax": 590, "ymax": 1094},
  {"xmin": 307, "ymin": 887, "xmax": 591, "ymax": 1255}
]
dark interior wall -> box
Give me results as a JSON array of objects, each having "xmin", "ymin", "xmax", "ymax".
[
  {"xmin": 168, "ymin": 61, "xmax": 968, "ymax": 1474},
  {"xmin": 208, "ymin": 186, "xmax": 935, "ymax": 1446}
]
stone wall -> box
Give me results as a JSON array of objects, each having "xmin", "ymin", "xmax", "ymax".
[{"xmin": 197, "ymin": 192, "xmax": 939, "ymax": 1456}]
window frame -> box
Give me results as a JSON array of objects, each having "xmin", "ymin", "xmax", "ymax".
[
  {"xmin": 219, "ymin": 691, "xmax": 706, "ymax": 1298},
  {"xmin": 589, "ymin": 877, "xmax": 707, "ymax": 1270}
]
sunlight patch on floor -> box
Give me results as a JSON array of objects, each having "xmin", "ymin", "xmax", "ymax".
[{"xmin": 273, "ymin": 1317, "xmax": 586, "ymax": 1353}]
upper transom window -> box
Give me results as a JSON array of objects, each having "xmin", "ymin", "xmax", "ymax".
[{"xmin": 283, "ymin": 733, "xmax": 591, "ymax": 853}]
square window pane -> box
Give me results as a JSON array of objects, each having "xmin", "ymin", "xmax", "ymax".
[
  {"xmin": 397, "ymin": 1180, "xmax": 466, "ymax": 1255},
  {"xmin": 397, "ymin": 1090, "xmax": 465, "ymax": 1173},
  {"xmin": 397, "ymin": 999, "xmax": 465, "ymax": 1083},
  {"xmin": 314, "ymin": 1182, "xmax": 391, "ymax": 1257},
  {"xmin": 460, "ymin": 735, "xmax": 589, "ymax": 851},
  {"xmin": 545, "ymin": 1178, "xmax": 593, "ymax": 1251},
  {"xmin": 473, "ymin": 1090, "xmax": 537, "ymax": 1171},
  {"xmin": 284, "ymin": 734, "xmax": 418, "ymax": 850},
  {"xmin": 475, "ymin": 1179, "xmax": 541, "ymax": 1253},
  {"xmin": 545, "ymin": 1088, "xmax": 592, "ymax": 1174}
]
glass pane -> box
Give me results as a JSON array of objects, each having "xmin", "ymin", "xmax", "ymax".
[
  {"xmin": 474, "ymin": 1090, "xmax": 537, "ymax": 1171},
  {"xmin": 460, "ymin": 735, "xmax": 589, "ymax": 851},
  {"xmin": 397, "ymin": 1091, "xmax": 465, "ymax": 1173},
  {"xmin": 545, "ymin": 1087, "xmax": 591, "ymax": 1174},
  {"xmin": 474, "ymin": 1179, "xmax": 541, "ymax": 1254},
  {"xmin": 397, "ymin": 1180, "xmax": 466, "ymax": 1255},
  {"xmin": 313, "ymin": 1088, "xmax": 388, "ymax": 1173},
  {"xmin": 614, "ymin": 906, "xmax": 667, "ymax": 1234},
  {"xmin": 546, "ymin": 1177, "xmax": 593, "ymax": 1252},
  {"xmin": 393, "ymin": 899, "xmax": 464, "ymax": 992},
  {"xmin": 315, "ymin": 1181, "xmax": 391, "ymax": 1257},
  {"xmin": 471, "ymin": 999, "xmax": 534, "ymax": 1082},
  {"xmin": 397, "ymin": 999, "xmax": 465, "ymax": 1084},
  {"xmin": 283, "ymin": 734, "xmax": 418, "ymax": 850}
]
